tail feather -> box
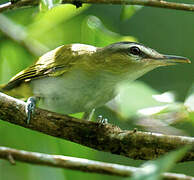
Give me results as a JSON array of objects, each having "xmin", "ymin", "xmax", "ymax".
[
  {"xmin": 0, "ymin": 84, "xmax": 7, "ymax": 93},
  {"xmin": 0, "ymin": 82, "xmax": 32, "ymax": 100},
  {"xmin": 0, "ymin": 84, "xmax": 14, "ymax": 97}
]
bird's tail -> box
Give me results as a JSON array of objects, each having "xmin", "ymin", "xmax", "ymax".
[
  {"xmin": 0, "ymin": 82, "xmax": 32, "ymax": 100},
  {"xmin": 0, "ymin": 83, "xmax": 18, "ymax": 98},
  {"xmin": 0, "ymin": 84, "xmax": 6, "ymax": 92},
  {"xmin": 0, "ymin": 84, "xmax": 10, "ymax": 95}
]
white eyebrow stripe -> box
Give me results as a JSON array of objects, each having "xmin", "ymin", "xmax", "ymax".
[{"xmin": 134, "ymin": 44, "xmax": 163, "ymax": 58}]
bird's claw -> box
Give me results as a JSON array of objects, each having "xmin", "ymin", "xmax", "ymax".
[
  {"xmin": 97, "ymin": 115, "xmax": 108, "ymax": 124},
  {"xmin": 25, "ymin": 97, "xmax": 36, "ymax": 124}
]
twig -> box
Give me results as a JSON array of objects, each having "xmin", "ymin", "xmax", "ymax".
[
  {"xmin": 7, "ymin": 153, "xmax": 16, "ymax": 165},
  {"xmin": 0, "ymin": 146, "xmax": 193, "ymax": 180},
  {"xmin": 0, "ymin": 0, "xmax": 194, "ymax": 13},
  {"xmin": 0, "ymin": 2, "xmax": 11, "ymax": 9},
  {"xmin": 0, "ymin": 14, "xmax": 48, "ymax": 57},
  {"xmin": 0, "ymin": 0, "xmax": 38, "ymax": 13},
  {"xmin": 0, "ymin": 93, "xmax": 194, "ymax": 162}
]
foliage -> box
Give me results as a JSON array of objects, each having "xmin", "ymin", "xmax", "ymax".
[
  {"xmin": 120, "ymin": 5, "xmax": 142, "ymax": 21},
  {"xmin": 0, "ymin": 0, "xmax": 193, "ymax": 179},
  {"xmin": 129, "ymin": 147, "xmax": 189, "ymax": 180}
]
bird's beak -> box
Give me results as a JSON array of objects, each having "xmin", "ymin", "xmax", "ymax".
[{"xmin": 159, "ymin": 55, "xmax": 191, "ymax": 65}]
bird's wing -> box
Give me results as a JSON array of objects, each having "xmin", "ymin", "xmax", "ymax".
[{"xmin": 2, "ymin": 45, "xmax": 80, "ymax": 90}]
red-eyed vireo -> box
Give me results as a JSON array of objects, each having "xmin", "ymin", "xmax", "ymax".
[{"xmin": 0, "ymin": 42, "xmax": 191, "ymax": 123}]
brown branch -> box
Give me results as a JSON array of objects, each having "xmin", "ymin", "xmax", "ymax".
[
  {"xmin": 0, "ymin": 0, "xmax": 194, "ymax": 13},
  {"xmin": 0, "ymin": 93, "xmax": 194, "ymax": 162},
  {"xmin": 0, "ymin": 146, "xmax": 193, "ymax": 180},
  {"xmin": 0, "ymin": 1, "xmax": 38, "ymax": 13}
]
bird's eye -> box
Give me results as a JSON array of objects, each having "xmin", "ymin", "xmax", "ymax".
[{"xmin": 129, "ymin": 46, "xmax": 141, "ymax": 56}]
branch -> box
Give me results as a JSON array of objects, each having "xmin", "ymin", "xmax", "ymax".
[
  {"xmin": 0, "ymin": 146, "xmax": 193, "ymax": 180},
  {"xmin": 0, "ymin": 93, "xmax": 194, "ymax": 162},
  {"xmin": 0, "ymin": 14, "xmax": 49, "ymax": 57},
  {"xmin": 1, "ymin": 0, "xmax": 194, "ymax": 13}
]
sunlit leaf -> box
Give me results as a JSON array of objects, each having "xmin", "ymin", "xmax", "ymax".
[
  {"xmin": 184, "ymin": 83, "xmax": 194, "ymax": 112},
  {"xmin": 81, "ymin": 15, "xmax": 136, "ymax": 47},
  {"xmin": 70, "ymin": 112, "xmax": 84, "ymax": 119},
  {"xmin": 120, "ymin": 5, "xmax": 142, "ymax": 21},
  {"xmin": 115, "ymin": 81, "xmax": 161, "ymax": 118},
  {"xmin": 184, "ymin": 84, "xmax": 194, "ymax": 124},
  {"xmin": 28, "ymin": 4, "xmax": 89, "ymax": 38},
  {"xmin": 129, "ymin": 147, "xmax": 189, "ymax": 180},
  {"xmin": 138, "ymin": 105, "xmax": 168, "ymax": 116},
  {"xmin": 152, "ymin": 92, "xmax": 175, "ymax": 103}
]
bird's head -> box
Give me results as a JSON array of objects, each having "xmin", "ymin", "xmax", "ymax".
[{"xmin": 95, "ymin": 42, "xmax": 190, "ymax": 80}]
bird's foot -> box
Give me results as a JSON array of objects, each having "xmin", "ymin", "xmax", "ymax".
[
  {"xmin": 97, "ymin": 115, "xmax": 108, "ymax": 124},
  {"xmin": 73, "ymin": 0, "xmax": 82, "ymax": 8},
  {"xmin": 25, "ymin": 97, "xmax": 36, "ymax": 124}
]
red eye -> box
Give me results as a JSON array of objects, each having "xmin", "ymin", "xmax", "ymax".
[{"xmin": 129, "ymin": 46, "xmax": 141, "ymax": 55}]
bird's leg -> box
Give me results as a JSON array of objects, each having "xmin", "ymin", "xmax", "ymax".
[
  {"xmin": 82, "ymin": 109, "xmax": 95, "ymax": 121},
  {"xmin": 25, "ymin": 97, "xmax": 37, "ymax": 124}
]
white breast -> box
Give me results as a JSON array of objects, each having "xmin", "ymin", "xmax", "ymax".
[{"xmin": 30, "ymin": 69, "xmax": 117, "ymax": 115}]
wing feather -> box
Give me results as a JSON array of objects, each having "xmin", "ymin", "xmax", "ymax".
[
  {"xmin": 3, "ymin": 45, "xmax": 75, "ymax": 90},
  {"xmin": 2, "ymin": 44, "xmax": 97, "ymax": 91}
]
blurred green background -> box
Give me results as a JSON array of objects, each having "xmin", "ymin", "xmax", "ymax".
[{"xmin": 0, "ymin": 1, "xmax": 194, "ymax": 179}]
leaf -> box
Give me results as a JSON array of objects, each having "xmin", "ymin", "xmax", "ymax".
[
  {"xmin": 70, "ymin": 112, "xmax": 84, "ymax": 119},
  {"xmin": 120, "ymin": 5, "xmax": 142, "ymax": 21},
  {"xmin": 28, "ymin": 4, "xmax": 89, "ymax": 40},
  {"xmin": 115, "ymin": 81, "xmax": 161, "ymax": 118},
  {"xmin": 137, "ymin": 105, "xmax": 169, "ymax": 116},
  {"xmin": 184, "ymin": 83, "xmax": 194, "ymax": 112},
  {"xmin": 81, "ymin": 15, "xmax": 136, "ymax": 47},
  {"xmin": 129, "ymin": 147, "xmax": 189, "ymax": 180},
  {"xmin": 184, "ymin": 83, "xmax": 194, "ymax": 124},
  {"xmin": 152, "ymin": 91, "xmax": 175, "ymax": 103}
]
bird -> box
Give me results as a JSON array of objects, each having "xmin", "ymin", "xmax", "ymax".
[{"xmin": 0, "ymin": 42, "xmax": 191, "ymax": 123}]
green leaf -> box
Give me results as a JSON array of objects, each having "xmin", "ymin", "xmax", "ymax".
[
  {"xmin": 70, "ymin": 112, "xmax": 84, "ymax": 119},
  {"xmin": 120, "ymin": 5, "xmax": 142, "ymax": 21},
  {"xmin": 130, "ymin": 147, "xmax": 189, "ymax": 180},
  {"xmin": 28, "ymin": 4, "xmax": 89, "ymax": 44},
  {"xmin": 81, "ymin": 15, "xmax": 136, "ymax": 47},
  {"xmin": 115, "ymin": 81, "xmax": 161, "ymax": 118}
]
